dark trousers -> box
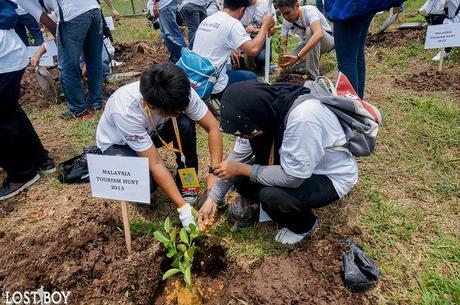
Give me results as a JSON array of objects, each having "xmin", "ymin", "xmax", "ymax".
[
  {"xmin": 234, "ymin": 174, "xmax": 339, "ymax": 234},
  {"xmin": 0, "ymin": 69, "xmax": 50, "ymax": 183},
  {"xmin": 102, "ymin": 114, "xmax": 198, "ymax": 192},
  {"xmin": 180, "ymin": 3, "xmax": 207, "ymax": 48},
  {"xmin": 14, "ymin": 13, "xmax": 45, "ymax": 47}
]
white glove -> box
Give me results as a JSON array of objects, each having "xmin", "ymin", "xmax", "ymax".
[{"xmin": 178, "ymin": 203, "xmax": 196, "ymax": 231}]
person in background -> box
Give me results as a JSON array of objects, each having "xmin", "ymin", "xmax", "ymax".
[
  {"xmin": 316, "ymin": 0, "xmax": 324, "ymax": 14},
  {"xmin": 19, "ymin": 0, "xmax": 119, "ymax": 119},
  {"xmin": 0, "ymin": 0, "xmax": 56, "ymax": 201},
  {"xmin": 240, "ymin": 0, "xmax": 276, "ymax": 71},
  {"xmin": 206, "ymin": 0, "xmax": 222, "ymax": 16},
  {"xmin": 326, "ymin": 5, "xmax": 374, "ymax": 99},
  {"xmin": 192, "ymin": 0, "xmax": 275, "ymax": 99},
  {"xmin": 199, "ymin": 81, "xmax": 358, "ymax": 244},
  {"xmin": 179, "ymin": 0, "xmax": 208, "ymax": 47},
  {"xmin": 277, "ymin": 0, "xmax": 334, "ymax": 80},
  {"xmin": 148, "ymin": 0, "xmax": 187, "ymax": 63},
  {"xmin": 12, "ymin": 0, "xmax": 44, "ymax": 46},
  {"xmin": 96, "ymin": 63, "xmax": 223, "ymax": 229}
]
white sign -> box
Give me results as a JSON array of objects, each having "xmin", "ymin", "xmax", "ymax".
[
  {"xmin": 425, "ymin": 23, "xmax": 460, "ymax": 49},
  {"xmin": 27, "ymin": 40, "xmax": 58, "ymax": 67},
  {"xmin": 105, "ymin": 16, "xmax": 115, "ymax": 31},
  {"xmin": 87, "ymin": 154, "xmax": 150, "ymax": 204}
]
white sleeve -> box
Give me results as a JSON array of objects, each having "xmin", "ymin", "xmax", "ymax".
[
  {"xmin": 281, "ymin": 20, "xmax": 290, "ymax": 36},
  {"xmin": 279, "ymin": 119, "xmax": 326, "ymax": 179},
  {"xmin": 227, "ymin": 21, "xmax": 251, "ymax": 50},
  {"xmin": 185, "ymin": 90, "xmax": 208, "ymax": 121},
  {"xmin": 304, "ymin": 6, "xmax": 320, "ymax": 26},
  {"xmin": 17, "ymin": 0, "xmax": 44, "ymax": 22},
  {"xmin": 111, "ymin": 113, "xmax": 153, "ymax": 152}
]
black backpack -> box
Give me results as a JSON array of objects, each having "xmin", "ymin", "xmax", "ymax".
[{"xmin": 58, "ymin": 146, "xmax": 101, "ymax": 184}]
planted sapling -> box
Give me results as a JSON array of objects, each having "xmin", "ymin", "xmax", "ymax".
[{"xmin": 154, "ymin": 216, "xmax": 202, "ymax": 291}]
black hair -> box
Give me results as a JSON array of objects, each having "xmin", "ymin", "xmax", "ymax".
[
  {"xmin": 223, "ymin": 0, "xmax": 251, "ymax": 10},
  {"xmin": 275, "ymin": 0, "xmax": 297, "ymax": 8},
  {"xmin": 140, "ymin": 63, "xmax": 191, "ymax": 115}
]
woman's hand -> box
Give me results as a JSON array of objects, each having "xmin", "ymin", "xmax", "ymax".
[
  {"xmin": 199, "ymin": 197, "xmax": 217, "ymax": 226},
  {"xmin": 279, "ymin": 54, "xmax": 300, "ymax": 70}
]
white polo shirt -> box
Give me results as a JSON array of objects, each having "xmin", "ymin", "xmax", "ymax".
[{"xmin": 0, "ymin": 29, "xmax": 28, "ymax": 74}]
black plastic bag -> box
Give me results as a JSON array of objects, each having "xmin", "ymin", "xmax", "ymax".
[
  {"xmin": 58, "ymin": 145, "xmax": 101, "ymax": 184},
  {"xmin": 342, "ymin": 238, "xmax": 380, "ymax": 292},
  {"xmin": 227, "ymin": 193, "xmax": 259, "ymax": 231}
]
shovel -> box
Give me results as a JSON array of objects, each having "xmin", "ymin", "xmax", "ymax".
[{"xmin": 35, "ymin": 66, "xmax": 58, "ymax": 104}]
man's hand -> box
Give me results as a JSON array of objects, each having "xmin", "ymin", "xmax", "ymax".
[
  {"xmin": 206, "ymin": 173, "xmax": 218, "ymax": 193},
  {"xmin": 231, "ymin": 51, "xmax": 241, "ymax": 68},
  {"xmin": 199, "ymin": 197, "xmax": 217, "ymax": 225},
  {"xmin": 153, "ymin": 1, "xmax": 160, "ymax": 18},
  {"xmin": 213, "ymin": 160, "xmax": 251, "ymax": 180},
  {"xmin": 279, "ymin": 54, "xmax": 299, "ymax": 70},
  {"xmin": 30, "ymin": 56, "xmax": 40, "ymax": 67},
  {"xmin": 246, "ymin": 25, "xmax": 258, "ymax": 34},
  {"xmin": 261, "ymin": 14, "xmax": 275, "ymax": 31},
  {"xmin": 112, "ymin": 8, "xmax": 120, "ymax": 21},
  {"xmin": 268, "ymin": 26, "xmax": 276, "ymax": 37}
]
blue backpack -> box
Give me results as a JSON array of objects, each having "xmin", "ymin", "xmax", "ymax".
[
  {"xmin": 176, "ymin": 48, "xmax": 225, "ymax": 101},
  {"xmin": 0, "ymin": 0, "xmax": 18, "ymax": 30},
  {"xmin": 325, "ymin": 0, "xmax": 406, "ymax": 22}
]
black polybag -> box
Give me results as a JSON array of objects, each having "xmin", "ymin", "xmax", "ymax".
[
  {"xmin": 58, "ymin": 145, "xmax": 101, "ymax": 184},
  {"xmin": 227, "ymin": 194, "xmax": 259, "ymax": 231},
  {"xmin": 342, "ymin": 238, "xmax": 380, "ymax": 292}
]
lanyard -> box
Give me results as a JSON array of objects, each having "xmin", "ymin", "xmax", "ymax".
[
  {"xmin": 269, "ymin": 140, "xmax": 275, "ymax": 166},
  {"xmin": 143, "ymin": 102, "xmax": 187, "ymax": 166}
]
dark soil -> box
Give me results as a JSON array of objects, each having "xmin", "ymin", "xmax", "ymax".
[
  {"xmin": 0, "ymin": 202, "xmax": 164, "ymax": 305},
  {"xmin": 395, "ymin": 69, "xmax": 460, "ymax": 97},
  {"xmin": 275, "ymin": 72, "xmax": 307, "ymax": 85},
  {"xmin": 367, "ymin": 29, "xmax": 426, "ymax": 49},
  {"xmin": 114, "ymin": 42, "xmax": 169, "ymax": 73}
]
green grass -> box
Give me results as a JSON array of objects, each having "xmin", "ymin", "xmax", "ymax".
[{"xmin": 101, "ymin": 0, "xmax": 146, "ymax": 16}]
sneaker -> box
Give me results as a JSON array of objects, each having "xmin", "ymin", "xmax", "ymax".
[
  {"xmin": 59, "ymin": 109, "xmax": 90, "ymax": 120},
  {"xmin": 36, "ymin": 158, "xmax": 56, "ymax": 174},
  {"xmin": 0, "ymin": 174, "xmax": 40, "ymax": 201},
  {"xmin": 275, "ymin": 219, "xmax": 320, "ymax": 245},
  {"xmin": 181, "ymin": 188, "xmax": 199, "ymax": 206},
  {"xmin": 88, "ymin": 107, "xmax": 103, "ymax": 115}
]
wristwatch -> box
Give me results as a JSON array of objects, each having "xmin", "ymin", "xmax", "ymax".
[{"xmin": 208, "ymin": 166, "xmax": 215, "ymax": 174}]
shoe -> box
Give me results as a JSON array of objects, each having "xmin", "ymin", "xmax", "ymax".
[
  {"xmin": 275, "ymin": 219, "xmax": 320, "ymax": 245},
  {"xmin": 181, "ymin": 188, "xmax": 199, "ymax": 206},
  {"xmin": 59, "ymin": 109, "xmax": 90, "ymax": 120},
  {"xmin": 0, "ymin": 174, "xmax": 40, "ymax": 201},
  {"xmin": 88, "ymin": 107, "xmax": 103, "ymax": 115},
  {"xmin": 432, "ymin": 50, "xmax": 450, "ymax": 62},
  {"xmin": 36, "ymin": 158, "xmax": 56, "ymax": 174}
]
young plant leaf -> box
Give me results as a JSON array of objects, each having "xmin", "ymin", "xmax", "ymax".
[
  {"xmin": 169, "ymin": 228, "xmax": 177, "ymax": 244},
  {"xmin": 166, "ymin": 249, "xmax": 175, "ymax": 258},
  {"xmin": 191, "ymin": 207, "xmax": 199, "ymax": 219},
  {"xmin": 162, "ymin": 268, "xmax": 181, "ymax": 281},
  {"xmin": 177, "ymin": 243, "xmax": 187, "ymax": 253},
  {"xmin": 154, "ymin": 231, "xmax": 170, "ymax": 244},
  {"xmin": 190, "ymin": 230, "xmax": 201, "ymax": 242},
  {"xmin": 189, "ymin": 223, "xmax": 197, "ymax": 233},
  {"xmin": 184, "ymin": 266, "xmax": 192, "ymax": 291},
  {"xmin": 164, "ymin": 217, "xmax": 171, "ymax": 233},
  {"xmin": 187, "ymin": 245, "xmax": 196, "ymax": 259},
  {"xmin": 171, "ymin": 257, "xmax": 180, "ymax": 269},
  {"xmin": 180, "ymin": 228, "xmax": 189, "ymax": 245}
]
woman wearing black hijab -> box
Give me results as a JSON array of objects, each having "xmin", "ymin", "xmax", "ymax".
[{"xmin": 199, "ymin": 80, "xmax": 358, "ymax": 244}]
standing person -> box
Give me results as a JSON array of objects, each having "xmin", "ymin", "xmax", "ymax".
[
  {"xmin": 192, "ymin": 0, "xmax": 275, "ymax": 98},
  {"xmin": 179, "ymin": 0, "xmax": 207, "ymax": 47},
  {"xmin": 240, "ymin": 0, "xmax": 276, "ymax": 70},
  {"xmin": 19, "ymin": 0, "xmax": 119, "ymax": 119},
  {"xmin": 199, "ymin": 81, "xmax": 358, "ymax": 244},
  {"xmin": 148, "ymin": 0, "xmax": 187, "ymax": 63},
  {"xmin": 324, "ymin": 1, "xmax": 374, "ymax": 99},
  {"xmin": 96, "ymin": 63, "xmax": 223, "ymax": 229},
  {"xmin": 0, "ymin": 0, "xmax": 56, "ymax": 201},
  {"xmin": 12, "ymin": 0, "xmax": 44, "ymax": 46},
  {"xmin": 277, "ymin": 0, "xmax": 334, "ymax": 80}
]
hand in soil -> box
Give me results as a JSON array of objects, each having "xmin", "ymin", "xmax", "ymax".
[
  {"xmin": 279, "ymin": 55, "xmax": 299, "ymax": 70},
  {"xmin": 198, "ymin": 197, "xmax": 217, "ymax": 229}
]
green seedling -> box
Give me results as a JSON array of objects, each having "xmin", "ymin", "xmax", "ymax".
[{"xmin": 154, "ymin": 215, "xmax": 202, "ymax": 291}]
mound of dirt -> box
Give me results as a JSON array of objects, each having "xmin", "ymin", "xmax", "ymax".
[
  {"xmin": 275, "ymin": 73, "xmax": 307, "ymax": 85},
  {"xmin": 395, "ymin": 69, "xmax": 460, "ymax": 96},
  {"xmin": 367, "ymin": 29, "xmax": 426, "ymax": 49},
  {"xmin": 0, "ymin": 202, "xmax": 163, "ymax": 305},
  {"xmin": 114, "ymin": 42, "xmax": 169, "ymax": 72},
  {"xmin": 222, "ymin": 227, "xmax": 376, "ymax": 305}
]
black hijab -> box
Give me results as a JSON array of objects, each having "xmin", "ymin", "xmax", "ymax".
[{"xmin": 220, "ymin": 80, "xmax": 309, "ymax": 165}]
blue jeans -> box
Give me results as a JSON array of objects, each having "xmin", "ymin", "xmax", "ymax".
[
  {"xmin": 333, "ymin": 14, "xmax": 374, "ymax": 99},
  {"xmin": 14, "ymin": 14, "xmax": 44, "ymax": 46},
  {"xmin": 180, "ymin": 3, "xmax": 207, "ymax": 48},
  {"xmin": 159, "ymin": 0, "xmax": 187, "ymax": 62},
  {"xmin": 316, "ymin": 0, "xmax": 324, "ymax": 14},
  {"xmin": 57, "ymin": 9, "xmax": 104, "ymax": 113},
  {"xmin": 212, "ymin": 69, "xmax": 257, "ymax": 99}
]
